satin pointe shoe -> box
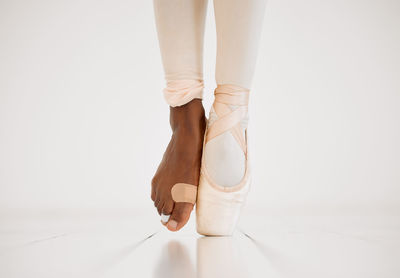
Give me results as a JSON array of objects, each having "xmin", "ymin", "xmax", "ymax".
[{"xmin": 196, "ymin": 84, "xmax": 251, "ymax": 236}]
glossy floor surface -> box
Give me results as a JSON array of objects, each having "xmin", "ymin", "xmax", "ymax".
[{"xmin": 1, "ymin": 207, "xmax": 399, "ymax": 278}]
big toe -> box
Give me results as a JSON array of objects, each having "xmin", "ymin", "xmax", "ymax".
[{"xmin": 167, "ymin": 203, "xmax": 194, "ymax": 232}]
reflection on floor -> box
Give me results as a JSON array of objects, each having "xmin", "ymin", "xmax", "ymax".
[
  {"xmin": 0, "ymin": 207, "xmax": 399, "ymax": 278},
  {"xmin": 154, "ymin": 233, "xmax": 251, "ymax": 278}
]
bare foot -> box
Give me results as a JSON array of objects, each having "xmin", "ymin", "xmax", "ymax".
[{"xmin": 151, "ymin": 99, "xmax": 206, "ymax": 231}]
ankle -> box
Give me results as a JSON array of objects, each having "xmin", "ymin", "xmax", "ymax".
[{"xmin": 170, "ymin": 99, "xmax": 206, "ymax": 133}]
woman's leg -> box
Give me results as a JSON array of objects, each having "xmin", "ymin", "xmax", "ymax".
[
  {"xmin": 152, "ymin": 0, "xmax": 208, "ymax": 232},
  {"xmin": 214, "ymin": 0, "xmax": 267, "ymax": 89},
  {"xmin": 196, "ymin": 0, "xmax": 267, "ymax": 236},
  {"xmin": 153, "ymin": 0, "xmax": 208, "ymax": 82},
  {"xmin": 204, "ymin": 0, "xmax": 267, "ymax": 187}
]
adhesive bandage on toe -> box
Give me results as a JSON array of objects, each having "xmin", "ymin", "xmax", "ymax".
[
  {"xmin": 171, "ymin": 183, "xmax": 198, "ymax": 204},
  {"xmin": 161, "ymin": 183, "xmax": 197, "ymax": 223},
  {"xmin": 163, "ymin": 79, "xmax": 204, "ymax": 107}
]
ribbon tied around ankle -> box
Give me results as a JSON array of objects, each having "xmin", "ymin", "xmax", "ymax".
[{"xmin": 206, "ymin": 84, "xmax": 250, "ymax": 155}]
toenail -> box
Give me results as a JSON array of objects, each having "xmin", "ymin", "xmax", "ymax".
[{"xmin": 167, "ymin": 220, "xmax": 178, "ymax": 230}]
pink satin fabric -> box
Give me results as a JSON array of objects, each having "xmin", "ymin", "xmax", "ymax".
[
  {"xmin": 206, "ymin": 84, "xmax": 250, "ymax": 153},
  {"xmin": 163, "ymin": 79, "xmax": 204, "ymax": 107},
  {"xmin": 214, "ymin": 84, "xmax": 249, "ymax": 106}
]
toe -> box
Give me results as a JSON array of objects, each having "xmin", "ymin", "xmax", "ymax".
[
  {"xmin": 151, "ymin": 178, "xmax": 157, "ymax": 201},
  {"xmin": 151, "ymin": 187, "xmax": 156, "ymax": 201},
  {"xmin": 156, "ymin": 200, "xmax": 164, "ymax": 215},
  {"xmin": 167, "ymin": 202, "xmax": 194, "ymax": 232},
  {"xmin": 154, "ymin": 195, "xmax": 161, "ymax": 208},
  {"xmin": 162, "ymin": 200, "xmax": 174, "ymax": 216}
]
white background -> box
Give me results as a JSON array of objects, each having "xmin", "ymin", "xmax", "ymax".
[{"xmin": 1, "ymin": 0, "xmax": 399, "ymax": 214}]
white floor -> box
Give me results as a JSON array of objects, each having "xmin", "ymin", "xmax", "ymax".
[{"xmin": 1, "ymin": 206, "xmax": 399, "ymax": 278}]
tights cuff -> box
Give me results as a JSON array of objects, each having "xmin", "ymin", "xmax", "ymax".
[{"xmin": 163, "ymin": 79, "xmax": 204, "ymax": 107}]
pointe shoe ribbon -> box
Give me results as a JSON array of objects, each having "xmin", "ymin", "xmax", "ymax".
[
  {"xmin": 206, "ymin": 85, "xmax": 249, "ymax": 156},
  {"xmin": 171, "ymin": 183, "xmax": 197, "ymax": 205},
  {"xmin": 196, "ymin": 84, "xmax": 251, "ymax": 236},
  {"xmin": 203, "ymin": 84, "xmax": 250, "ymax": 193},
  {"xmin": 163, "ymin": 79, "xmax": 204, "ymax": 107}
]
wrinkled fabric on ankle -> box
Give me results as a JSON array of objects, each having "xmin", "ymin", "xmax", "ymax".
[
  {"xmin": 206, "ymin": 84, "xmax": 250, "ymax": 148},
  {"xmin": 163, "ymin": 79, "xmax": 204, "ymax": 107},
  {"xmin": 214, "ymin": 84, "xmax": 249, "ymax": 106}
]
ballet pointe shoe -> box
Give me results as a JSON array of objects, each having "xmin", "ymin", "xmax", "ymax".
[{"xmin": 196, "ymin": 85, "xmax": 251, "ymax": 236}]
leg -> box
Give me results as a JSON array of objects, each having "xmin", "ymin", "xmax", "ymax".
[
  {"xmin": 154, "ymin": 0, "xmax": 208, "ymax": 81},
  {"xmin": 214, "ymin": 0, "xmax": 267, "ymax": 89},
  {"xmin": 196, "ymin": 0, "xmax": 267, "ymax": 235},
  {"xmin": 152, "ymin": 0, "xmax": 208, "ymax": 232},
  {"xmin": 205, "ymin": 0, "xmax": 267, "ymax": 187}
]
